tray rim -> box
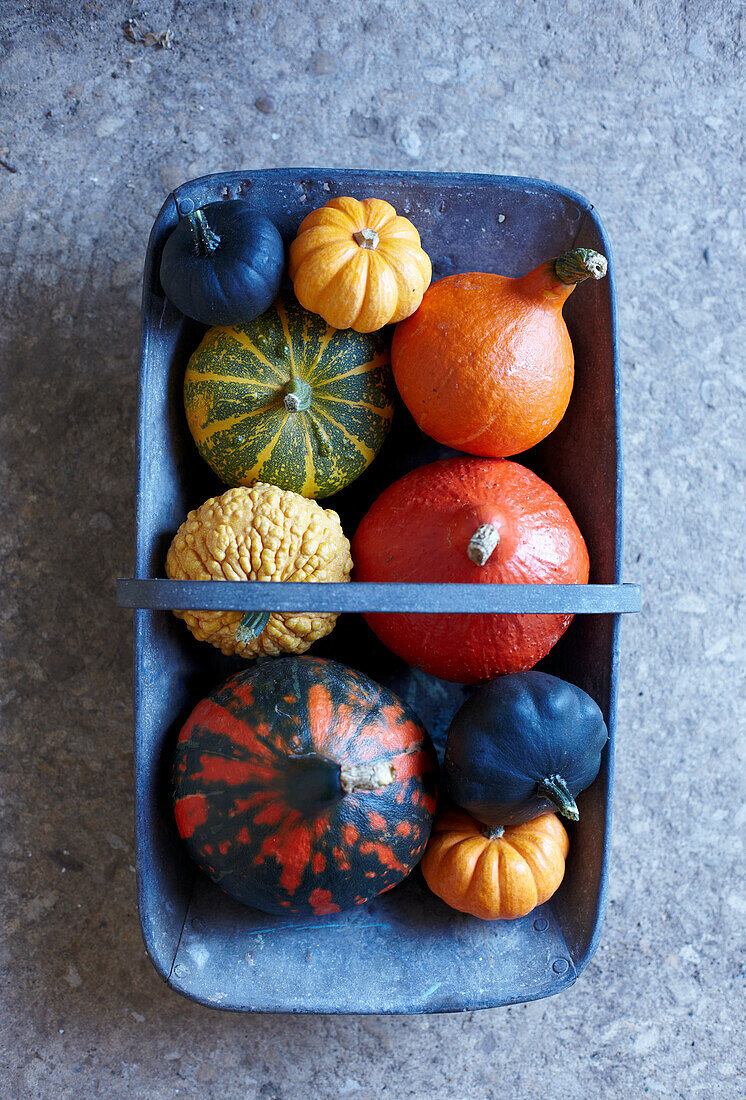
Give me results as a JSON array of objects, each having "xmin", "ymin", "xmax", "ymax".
[{"xmin": 131, "ymin": 166, "xmax": 626, "ymax": 1013}]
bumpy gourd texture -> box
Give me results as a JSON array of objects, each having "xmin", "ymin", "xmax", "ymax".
[{"xmin": 166, "ymin": 484, "xmax": 353, "ymax": 658}]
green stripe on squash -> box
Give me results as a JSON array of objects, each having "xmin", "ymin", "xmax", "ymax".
[{"xmin": 184, "ymin": 294, "xmax": 394, "ymax": 499}]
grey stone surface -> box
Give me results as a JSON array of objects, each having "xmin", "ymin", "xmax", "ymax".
[{"xmin": 1, "ymin": 0, "xmax": 744, "ymax": 1096}]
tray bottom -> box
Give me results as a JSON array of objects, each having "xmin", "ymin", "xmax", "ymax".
[{"xmin": 164, "ymin": 873, "xmax": 577, "ymax": 1014}]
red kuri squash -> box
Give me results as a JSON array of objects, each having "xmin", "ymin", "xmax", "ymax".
[{"xmin": 352, "ymin": 456, "xmax": 589, "ymax": 683}]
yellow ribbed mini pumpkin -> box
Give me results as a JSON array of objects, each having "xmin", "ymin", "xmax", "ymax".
[
  {"xmin": 289, "ymin": 197, "xmax": 432, "ymax": 332},
  {"xmin": 165, "ymin": 483, "xmax": 352, "ymax": 659}
]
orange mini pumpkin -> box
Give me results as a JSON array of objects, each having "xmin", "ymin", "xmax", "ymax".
[
  {"xmin": 421, "ymin": 807, "xmax": 569, "ymax": 921},
  {"xmin": 289, "ymin": 197, "xmax": 432, "ymax": 333},
  {"xmin": 391, "ymin": 248, "xmax": 607, "ymax": 457}
]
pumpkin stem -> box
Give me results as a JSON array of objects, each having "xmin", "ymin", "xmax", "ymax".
[
  {"xmin": 467, "ymin": 523, "xmax": 500, "ymax": 566},
  {"xmin": 235, "ymin": 611, "xmax": 271, "ymax": 643},
  {"xmin": 481, "ymin": 824, "xmax": 505, "ymax": 840},
  {"xmin": 537, "ymin": 775, "xmax": 579, "ymax": 821},
  {"xmin": 187, "ymin": 208, "xmax": 222, "ymax": 256},
  {"xmin": 353, "ymin": 227, "xmax": 380, "ymax": 251},
  {"xmin": 283, "ymin": 378, "xmax": 313, "ymax": 413},
  {"xmin": 339, "ymin": 760, "xmax": 396, "ymax": 794},
  {"xmin": 554, "ymin": 248, "xmax": 607, "ymax": 285}
]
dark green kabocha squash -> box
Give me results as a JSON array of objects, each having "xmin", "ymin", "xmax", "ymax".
[
  {"xmin": 173, "ymin": 657, "xmax": 438, "ymax": 915},
  {"xmin": 159, "ymin": 199, "xmax": 284, "ymax": 325},
  {"xmin": 443, "ymin": 671, "xmax": 608, "ymax": 827}
]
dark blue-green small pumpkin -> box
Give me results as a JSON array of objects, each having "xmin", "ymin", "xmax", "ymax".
[
  {"xmin": 159, "ymin": 200, "xmax": 284, "ymax": 326},
  {"xmin": 443, "ymin": 671, "xmax": 608, "ymax": 827}
]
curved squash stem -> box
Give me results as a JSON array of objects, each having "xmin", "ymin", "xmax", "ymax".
[
  {"xmin": 481, "ymin": 824, "xmax": 505, "ymax": 840},
  {"xmin": 188, "ymin": 208, "xmax": 221, "ymax": 256},
  {"xmin": 537, "ymin": 774, "xmax": 579, "ymax": 821},
  {"xmin": 340, "ymin": 761, "xmax": 396, "ymax": 793},
  {"xmin": 554, "ymin": 248, "xmax": 607, "ymax": 285},
  {"xmin": 235, "ymin": 610, "xmax": 270, "ymax": 643}
]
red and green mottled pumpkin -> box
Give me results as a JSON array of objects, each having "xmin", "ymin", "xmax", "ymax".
[{"xmin": 173, "ymin": 656, "xmax": 438, "ymax": 915}]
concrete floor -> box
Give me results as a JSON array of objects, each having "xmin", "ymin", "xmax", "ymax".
[{"xmin": 1, "ymin": 0, "xmax": 744, "ymax": 1096}]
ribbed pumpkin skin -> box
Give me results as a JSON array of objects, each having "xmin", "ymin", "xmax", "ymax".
[
  {"xmin": 421, "ymin": 808, "xmax": 569, "ymax": 920},
  {"xmin": 353, "ymin": 456, "xmax": 589, "ymax": 683},
  {"xmin": 184, "ymin": 294, "xmax": 394, "ymax": 499},
  {"xmin": 289, "ymin": 197, "xmax": 432, "ymax": 333},
  {"xmin": 173, "ymin": 657, "xmax": 438, "ymax": 916}
]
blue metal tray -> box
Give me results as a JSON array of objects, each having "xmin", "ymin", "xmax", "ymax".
[{"xmin": 118, "ymin": 168, "xmax": 640, "ymax": 1013}]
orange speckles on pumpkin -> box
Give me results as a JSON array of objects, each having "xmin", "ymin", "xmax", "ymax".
[
  {"xmin": 204, "ymin": 844, "xmax": 213, "ymax": 855},
  {"xmin": 388, "ymin": 749, "xmax": 433, "ymax": 781},
  {"xmin": 308, "ymin": 889, "xmax": 341, "ymax": 915},
  {"xmin": 333, "ymin": 846, "xmax": 351, "ymax": 871},
  {"xmin": 308, "ymin": 684, "xmax": 359, "ymax": 758},
  {"xmin": 359, "ymin": 840, "xmax": 409, "ymax": 875},
  {"xmin": 197, "ymin": 752, "xmax": 256, "ymax": 787},
  {"xmin": 173, "ymin": 658, "xmax": 438, "ymax": 916},
  {"xmin": 229, "ymin": 681, "xmax": 254, "ymax": 708},
  {"xmin": 260, "ymin": 816, "xmax": 311, "ymax": 894},
  {"xmin": 254, "ymin": 802, "xmax": 285, "ymax": 826},
  {"xmin": 174, "ymin": 794, "xmax": 208, "ymax": 839},
  {"xmin": 307, "ymin": 683, "xmax": 334, "ymax": 753},
  {"xmin": 230, "ymin": 796, "xmax": 257, "ymax": 818}
]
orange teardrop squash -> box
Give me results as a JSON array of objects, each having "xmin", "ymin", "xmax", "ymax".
[{"xmin": 391, "ymin": 248, "xmax": 607, "ymax": 457}]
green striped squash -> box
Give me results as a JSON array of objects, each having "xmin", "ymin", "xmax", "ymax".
[{"xmin": 184, "ymin": 294, "xmax": 394, "ymax": 499}]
